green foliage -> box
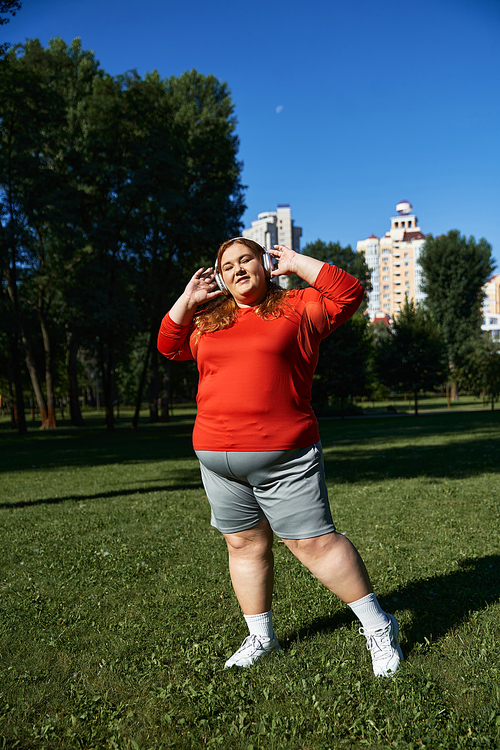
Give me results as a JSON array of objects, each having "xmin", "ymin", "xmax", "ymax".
[
  {"xmin": 1, "ymin": 413, "xmax": 500, "ymax": 748},
  {"xmin": 0, "ymin": 0, "xmax": 21, "ymax": 55},
  {"xmin": 419, "ymin": 230, "xmax": 494, "ymax": 367},
  {"xmin": 459, "ymin": 334, "xmax": 500, "ymax": 410},
  {"xmin": 373, "ymin": 298, "xmax": 448, "ymax": 414},
  {"xmin": 313, "ymin": 312, "xmax": 373, "ymax": 417}
]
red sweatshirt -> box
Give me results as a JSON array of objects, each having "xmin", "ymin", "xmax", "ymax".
[{"xmin": 158, "ymin": 263, "xmax": 363, "ymax": 451}]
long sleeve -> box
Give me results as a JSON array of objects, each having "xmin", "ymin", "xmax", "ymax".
[
  {"xmin": 157, "ymin": 313, "xmax": 195, "ymax": 361},
  {"xmin": 311, "ymin": 263, "xmax": 364, "ymax": 330},
  {"xmin": 290, "ymin": 264, "xmax": 364, "ymax": 353}
]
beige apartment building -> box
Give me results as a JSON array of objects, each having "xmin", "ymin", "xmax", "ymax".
[{"xmin": 356, "ymin": 200, "xmax": 426, "ymax": 320}]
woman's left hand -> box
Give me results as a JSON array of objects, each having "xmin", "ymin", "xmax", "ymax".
[{"xmin": 268, "ymin": 245, "xmax": 298, "ymax": 276}]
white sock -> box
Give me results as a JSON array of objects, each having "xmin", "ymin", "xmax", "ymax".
[
  {"xmin": 348, "ymin": 593, "xmax": 389, "ymax": 632},
  {"xmin": 243, "ymin": 610, "xmax": 275, "ymax": 639}
]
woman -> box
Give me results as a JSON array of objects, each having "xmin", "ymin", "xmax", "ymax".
[{"xmin": 158, "ymin": 237, "xmax": 402, "ymax": 677}]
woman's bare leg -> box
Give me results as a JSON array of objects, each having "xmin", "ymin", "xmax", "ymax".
[
  {"xmin": 282, "ymin": 531, "xmax": 372, "ymax": 603},
  {"xmin": 223, "ymin": 517, "xmax": 274, "ymax": 615}
]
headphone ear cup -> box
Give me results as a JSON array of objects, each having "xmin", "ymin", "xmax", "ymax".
[
  {"xmin": 214, "ymin": 262, "xmax": 228, "ymax": 293},
  {"xmin": 261, "ymin": 252, "xmax": 272, "ymax": 274}
]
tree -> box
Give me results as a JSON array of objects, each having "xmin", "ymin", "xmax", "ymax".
[
  {"xmin": 1, "ymin": 38, "xmax": 104, "ymax": 428},
  {"xmin": 0, "ymin": 50, "xmax": 58, "ymax": 431},
  {"xmin": 418, "ymin": 230, "xmax": 494, "ymax": 400},
  {"xmin": 313, "ymin": 310, "xmax": 372, "ymax": 418},
  {"xmin": 459, "ymin": 334, "xmax": 500, "ymax": 411},
  {"xmin": 373, "ymin": 298, "xmax": 448, "ymax": 415},
  {"xmin": 0, "ymin": 0, "xmax": 22, "ymax": 55}
]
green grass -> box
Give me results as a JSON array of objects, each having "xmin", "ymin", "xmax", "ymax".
[
  {"xmin": 357, "ymin": 394, "xmax": 496, "ymax": 416},
  {"xmin": 1, "ymin": 412, "xmax": 499, "ymax": 749}
]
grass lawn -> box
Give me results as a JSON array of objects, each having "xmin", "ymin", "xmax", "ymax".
[
  {"xmin": 0, "ymin": 411, "xmax": 499, "ymax": 749},
  {"xmin": 356, "ymin": 394, "xmax": 497, "ymax": 416}
]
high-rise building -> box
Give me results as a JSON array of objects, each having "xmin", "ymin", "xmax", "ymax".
[
  {"xmin": 243, "ymin": 204, "xmax": 302, "ymax": 253},
  {"xmin": 356, "ymin": 201, "xmax": 426, "ymax": 320},
  {"xmin": 482, "ymin": 274, "xmax": 500, "ymax": 339}
]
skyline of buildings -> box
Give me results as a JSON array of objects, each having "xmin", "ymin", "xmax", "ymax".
[{"xmin": 243, "ymin": 201, "xmax": 499, "ymax": 338}]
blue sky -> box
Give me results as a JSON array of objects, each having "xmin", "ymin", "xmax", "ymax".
[{"xmin": 5, "ymin": 0, "xmax": 500, "ymax": 268}]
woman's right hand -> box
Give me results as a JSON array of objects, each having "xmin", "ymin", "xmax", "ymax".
[
  {"xmin": 169, "ymin": 267, "xmax": 221, "ymax": 326},
  {"xmin": 183, "ymin": 267, "xmax": 222, "ymax": 307}
]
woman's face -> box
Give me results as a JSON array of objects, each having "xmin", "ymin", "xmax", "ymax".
[{"xmin": 220, "ymin": 243, "xmax": 268, "ymax": 307}]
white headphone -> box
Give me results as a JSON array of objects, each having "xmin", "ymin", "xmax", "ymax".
[{"xmin": 214, "ymin": 238, "xmax": 275, "ymax": 293}]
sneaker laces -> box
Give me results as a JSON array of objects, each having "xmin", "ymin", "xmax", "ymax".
[{"xmin": 360, "ymin": 620, "xmax": 393, "ymax": 657}]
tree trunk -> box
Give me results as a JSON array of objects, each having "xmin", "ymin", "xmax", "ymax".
[
  {"xmin": 22, "ymin": 335, "xmax": 48, "ymax": 424},
  {"xmin": 8, "ymin": 378, "xmax": 16, "ymax": 429},
  {"xmin": 446, "ymin": 383, "xmax": 451, "ymax": 409},
  {"xmin": 100, "ymin": 341, "xmax": 114, "ymax": 432},
  {"xmin": 8, "ymin": 334, "xmax": 27, "ymax": 435},
  {"xmin": 38, "ymin": 310, "xmax": 57, "ymax": 429},
  {"xmin": 131, "ymin": 331, "xmax": 154, "ymax": 430},
  {"xmin": 67, "ymin": 331, "xmax": 85, "ymax": 426},
  {"xmin": 148, "ymin": 346, "xmax": 159, "ymax": 422},
  {"xmin": 3, "ymin": 258, "xmax": 29, "ymax": 434},
  {"xmin": 450, "ymin": 380, "xmax": 458, "ymax": 401},
  {"xmin": 414, "ymin": 390, "xmax": 419, "ymax": 416},
  {"xmin": 160, "ymin": 359, "xmax": 171, "ymax": 422}
]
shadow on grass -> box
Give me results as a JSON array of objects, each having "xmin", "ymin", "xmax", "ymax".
[
  {"xmin": 281, "ymin": 555, "xmax": 500, "ymax": 655},
  {"xmin": 323, "ymin": 433, "xmax": 500, "ymax": 482},
  {"xmin": 0, "ymin": 474, "xmax": 204, "ymax": 510},
  {"xmin": 0, "ymin": 421, "xmax": 197, "ymax": 473}
]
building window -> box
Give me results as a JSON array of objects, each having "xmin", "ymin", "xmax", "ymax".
[
  {"xmin": 384, "ymin": 294, "xmax": 390, "ymax": 299},
  {"xmin": 405, "ymin": 272, "xmax": 409, "ymax": 277},
  {"xmin": 383, "ymin": 275, "xmax": 389, "ymax": 281},
  {"xmin": 395, "ymin": 222, "xmax": 399, "ymax": 228},
  {"xmin": 405, "ymin": 262, "xmax": 409, "ymax": 266},
  {"xmin": 384, "ymin": 304, "xmax": 390, "ymax": 309},
  {"xmin": 408, "ymin": 221, "xmax": 412, "ymax": 227}
]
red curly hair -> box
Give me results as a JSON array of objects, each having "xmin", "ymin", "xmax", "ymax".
[{"xmin": 194, "ymin": 237, "xmax": 290, "ymax": 335}]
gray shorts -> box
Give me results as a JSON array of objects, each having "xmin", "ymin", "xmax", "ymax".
[{"xmin": 195, "ymin": 442, "xmax": 335, "ymax": 539}]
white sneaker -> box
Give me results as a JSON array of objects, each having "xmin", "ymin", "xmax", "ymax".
[
  {"xmin": 360, "ymin": 613, "xmax": 403, "ymax": 677},
  {"xmin": 224, "ymin": 634, "xmax": 281, "ymax": 668}
]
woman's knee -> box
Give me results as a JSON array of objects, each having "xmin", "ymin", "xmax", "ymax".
[
  {"xmin": 224, "ymin": 520, "xmax": 273, "ymax": 557},
  {"xmin": 282, "ymin": 531, "xmax": 346, "ymax": 558}
]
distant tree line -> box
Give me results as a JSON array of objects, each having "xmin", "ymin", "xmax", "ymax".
[{"xmin": 1, "ymin": 38, "xmax": 245, "ymax": 433}]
